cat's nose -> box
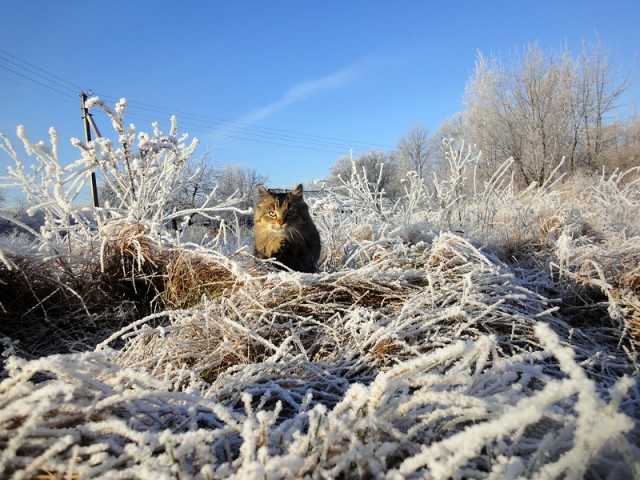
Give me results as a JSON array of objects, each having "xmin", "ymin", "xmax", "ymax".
[{"xmin": 277, "ymin": 219, "xmax": 284, "ymax": 225}]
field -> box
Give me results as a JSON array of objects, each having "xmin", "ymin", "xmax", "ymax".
[{"xmin": 0, "ymin": 109, "xmax": 639, "ymax": 479}]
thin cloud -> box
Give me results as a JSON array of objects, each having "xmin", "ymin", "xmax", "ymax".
[
  {"xmin": 239, "ymin": 65, "xmax": 357, "ymax": 125},
  {"xmin": 208, "ymin": 62, "xmax": 360, "ymax": 144}
]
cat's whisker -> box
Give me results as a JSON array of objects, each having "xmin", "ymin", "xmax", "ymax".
[{"xmin": 286, "ymin": 226, "xmax": 304, "ymax": 244}]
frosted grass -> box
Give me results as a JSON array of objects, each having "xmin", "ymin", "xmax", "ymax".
[
  {"xmin": 1, "ymin": 323, "xmax": 637, "ymax": 478},
  {"xmin": 1, "ymin": 100, "xmax": 639, "ymax": 478}
]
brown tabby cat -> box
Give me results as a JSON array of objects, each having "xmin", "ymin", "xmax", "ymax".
[{"xmin": 253, "ymin": 184, "xmax": 321, "ymax": 273}]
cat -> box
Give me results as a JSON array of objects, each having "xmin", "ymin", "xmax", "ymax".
[{"xmin": 253, "ymin": 184, "xmax": 321, "ymax": 273}]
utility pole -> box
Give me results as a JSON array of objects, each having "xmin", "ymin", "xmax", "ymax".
[{"xmin": 80, "ymin": 92, "xmax": 100, "ymax": 208}]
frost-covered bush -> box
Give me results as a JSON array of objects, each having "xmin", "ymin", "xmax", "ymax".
[
  {"xmin": 1, "ymin": 98, "xmax": 250, "ymax": 250},
  {"xmin": 311, "ymin": 153, "xmax": 437, "ymax": 270},
  {"xmin": 1, "ymin": 126, "xmax": 97, "ymax": 246}
]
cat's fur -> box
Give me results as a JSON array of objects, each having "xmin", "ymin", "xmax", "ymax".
[{"xmin": 253, "ymin": 184, "xmax": 321, "ymax": 273}]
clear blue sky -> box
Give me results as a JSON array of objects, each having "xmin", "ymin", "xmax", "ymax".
[{"xmin": 1, "ymin": 0, "xmax": 639, "ymax": 203}]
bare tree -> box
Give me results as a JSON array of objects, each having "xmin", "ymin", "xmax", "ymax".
[
  {"xmin": 174, "ymin": 154, "xmax": 220, "ymax": 211},
  {"xmin": 433, "ymin": 113, "xmax": 469, "ymax": 144},
  {"xmin": 217, "ymin": 163, "xmax": 267, "ymax": 218},
  {"xmin": 465, "ymin": 44, "xmax": 573, "ymax": 186},
  {"xmin": 576, "ymin": 41, "xmax": 631, "ymax": 169},
  {"xmin": 397, "ymin": 124, "xmax": 435, "ymax": 178},
  {"xmin": 600, "ymin": 116, "xmax": 640, "ymax": 171},
  {"xmin": 330, "ymin": 149, "xmax": 402, "ymax": 198},
  {"xmin": 464, "ymin": 41, "xmax": 630, "ymax": 187}
]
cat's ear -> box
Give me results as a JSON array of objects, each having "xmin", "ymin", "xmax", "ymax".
[
  {"xmin": 258, "ymin": 185, "xmax": 270, "ymax": 197},
  {"xmin": 290, "ymin": 184, "xmax": 304, "ymax": 198}
]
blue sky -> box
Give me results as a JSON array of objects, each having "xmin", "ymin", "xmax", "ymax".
[{"xmin": 1, "ymin": 0, "xmax": 639, "ymax": 203}]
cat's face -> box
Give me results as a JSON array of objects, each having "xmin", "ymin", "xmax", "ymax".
[{"xmin": 254, "ymin": 184, "xmax": 306, "ymax": 236}]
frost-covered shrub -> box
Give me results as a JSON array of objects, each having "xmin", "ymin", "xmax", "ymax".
[
  {"xmin": 311, "ymin": 157, "xmax": 436, "ymax": 270},
  {"xmin": 1, "ymin": 126, "xmax": 97, "ymax": 247},
  {"xmin": 1, "ymin": 98, "xmax": 250, "ymax": 251}
]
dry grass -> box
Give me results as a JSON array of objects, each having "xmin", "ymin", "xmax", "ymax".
[
  {"xmin": 98, "ymin": 222, "xmax": 165, "ymax": 298},
  {"xmin": 163, "ymin": 249, "xmax": 239, "ymax": 308},
  {"xmin": 1, "ymin": 229, "xmax": 637, "ymax": 478},
  {"xmin": 575, "ymin": 239, "xmax": 640, "ymax": 348},
  {"xmin": 0, "ymin": 222, "xmax": 169, "ymax": 359},
  {"xmin": 92, "ymin": 232, "xmax": 597, "ymax": 409},
  {"xmin": 1, "ymin": 147, "xmax": 639, "ymax": 477}
]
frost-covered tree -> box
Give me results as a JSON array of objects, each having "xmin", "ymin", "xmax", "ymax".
[
  {"xmin": 573, "ymin": 41, "xmax": 630, "ymax": 170},
  {"xmin": 214, "ymin": 163, "xmax": 267, "ymax": 225},
  {"xmin": 465, "ymin": 44, "xmax": 572, "ymax": 186},
  {"xmin": 601, "ymin": 117, "xmax": 640, "ymax": 171},
  {"xmin": 397, "ymin": 124, "xmax": 435, "ymax": 179},
  {"xmin": 465, "ymin": 41, "xmax": 630, "ymax": 186},
  {"xmin": 330, "ymin": 149, "xmax": 402, "ymax": 199},
  {"xmin": 216, "ymin": 163, "xmax": 266, "ymax": 202}
]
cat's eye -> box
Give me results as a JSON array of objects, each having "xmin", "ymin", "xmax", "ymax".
[
  {"xmin": 286, "ymin": 211, "xmax": 297, "ymax": 218},
  {"xmin": 268, "ymin": 211, "xmax": 277, "ymax": 217}
]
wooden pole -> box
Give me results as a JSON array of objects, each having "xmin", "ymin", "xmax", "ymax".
[{"xmin": 80, "ymin": 92, "xmax": 100, "ymax": 208}]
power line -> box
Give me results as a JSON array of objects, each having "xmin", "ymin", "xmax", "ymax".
[
  {"xmin": 0, "ymin": 50, "xmax": 394, "ymax": 154},
  {"xmin": 123, "ymin": 111, "xmax": 351, "ymax": 155},
  {"xmin": 0, "ymin": 49, "xmax": 84, "ymax": 93},
  {"xmin": 123, "ymin": 109, "xmax": 364, "ymax": 153},
  {"xmin": 0, "ymin": 72, "xmax": 72, "ymax": 105},
  {"xmin": 0, "ymin": 63, "xmax": 76, "ymax": 100},
  {"xmin": 98, "ymin": 94, "xmax": 392, "ymax": 150}
]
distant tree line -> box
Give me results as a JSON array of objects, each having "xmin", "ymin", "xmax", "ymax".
[{"xmin": 328, "ymin": 40, "xmax": 638, "ymax": 195}]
